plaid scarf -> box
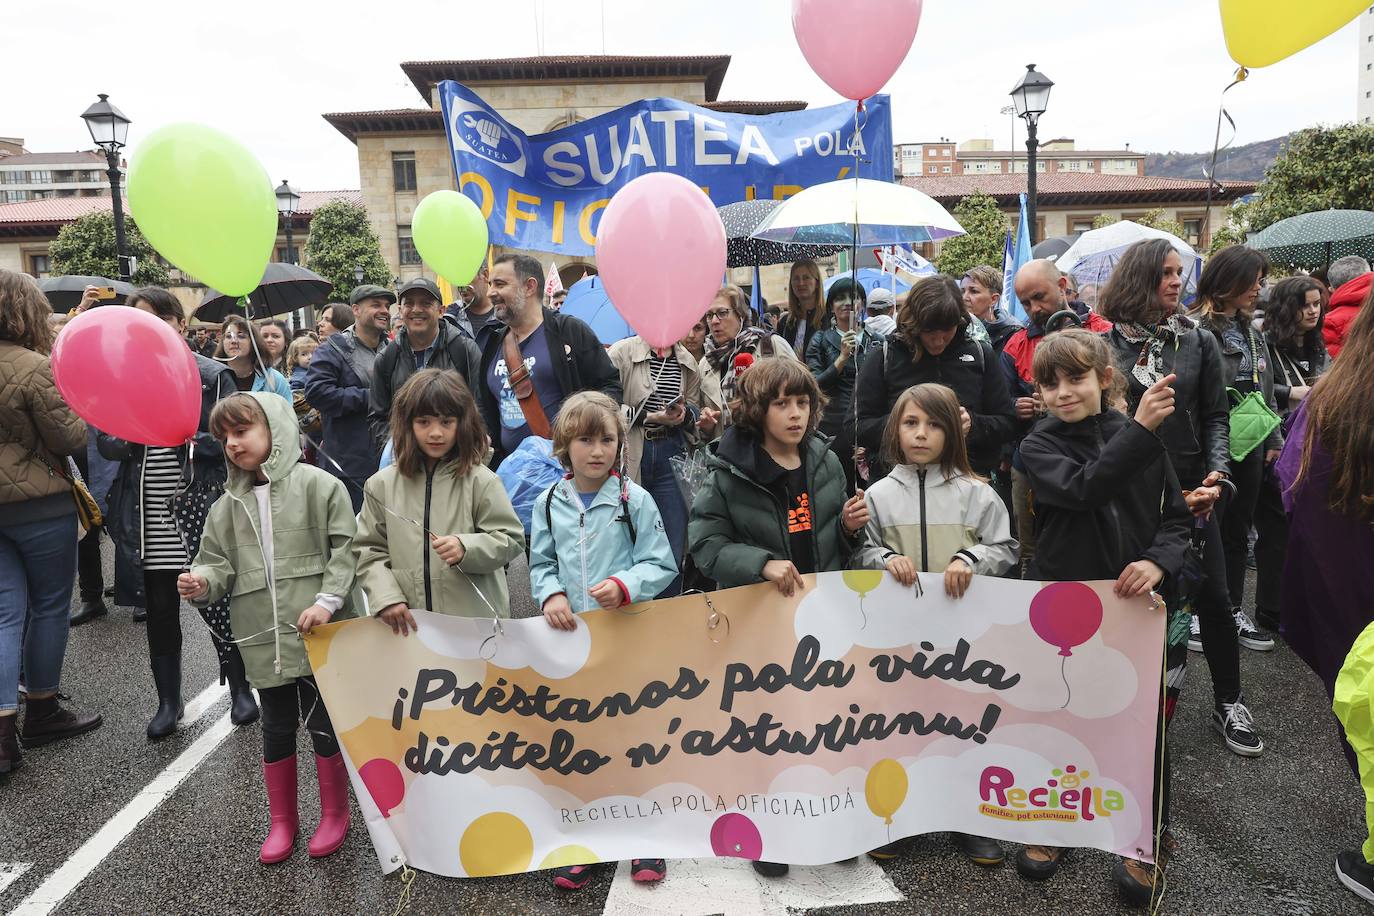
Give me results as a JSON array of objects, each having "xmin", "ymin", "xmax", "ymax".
[{"xmin": 1113, "ymin": 313, "xmax": 1196, "ymax": 388}]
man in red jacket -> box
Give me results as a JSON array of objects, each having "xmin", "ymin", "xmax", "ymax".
[{"xmin": 1323, "ymin": 262, "xmax": 1371, "ymax": 359}]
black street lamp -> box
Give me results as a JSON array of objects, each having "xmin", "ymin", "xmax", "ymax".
[
  {"xmin": 274, "ymin": 180, "xmax": 300, "ymax": 265},
  {"xmin": 80, "ymin": 93, "xmax": 132, "ymax": 282},
  {"xmin": 353, "ymin": 261, "xmax": 365, "ymax": 286},
  {"xmin": 1010, "ymin": 64, "xmax": 1053, "ymax": 247}
]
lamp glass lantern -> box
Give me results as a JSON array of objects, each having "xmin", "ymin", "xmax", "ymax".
[
  {"xmin": 353, "ymin": 263, "xmax": 366, "ymax": 284},
  {"xmin": 81, "ymin": 93, "xmax": 131, "ymax": 152},
  {"xmin": 1010, "ymin": 64, "xmax": 1053, "ymax": 125},
  {"xmin": 275, "ymin": 180, "xmax": 300, "ymax": 217}
]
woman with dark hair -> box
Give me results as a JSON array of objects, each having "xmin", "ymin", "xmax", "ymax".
[
  {"xmin": 1190, "ymin": 245, "xmax": 1281, "ymax": 652},
  {"xmin": 215, "ymin": 314, "xmax": 292, "ymax": 399},
  {"xmin": 0, "ymin": 270, "xmax": 101, "ymax": 769},
  {"xmin": 1100, "ymin": 239, "xmax": 1263, "ymax": 758},
  {"xmin": 807, "ymin": 278, "xmax": 881, "ymax": 489},
  {"xmin": 776, "ymin": 259, "xmax": 829, "ymax": 357},
  {"xmin": 853, "ymin": 275, "xmax": 1016, "ymax": 478},
  {"xmin": 100, "ymin": 288, "xmax": 259, "ymax": 740},
  {"xmin": 258, "ymin": 318, "xmax": 290, "ymax": 374},
  {"xmin": 698, "ymin": 285, "xmax": 797, "ymax": 438}
]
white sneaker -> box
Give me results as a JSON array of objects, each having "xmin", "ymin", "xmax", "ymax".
[
  {"xmin": 1187, "ymin": 614, "xmax": 1203, "ymax": 653},
  {"xmin": 1233, "ymin": 608, "xmax": 1275, "ymax": 652}
]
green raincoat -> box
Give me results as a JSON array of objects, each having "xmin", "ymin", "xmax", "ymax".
[{"xmin": 1334, "ymin": 621, "xmax": 1374, "ymax": 863}]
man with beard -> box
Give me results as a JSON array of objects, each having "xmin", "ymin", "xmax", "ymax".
[{"xmin": 444, "ymin": 264, "xmax": 502, "ymax": 353}]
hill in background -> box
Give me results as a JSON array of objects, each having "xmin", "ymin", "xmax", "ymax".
[{"xmin": 1143, "ymin": 135, "xmax": 1288, "ymax": 182}]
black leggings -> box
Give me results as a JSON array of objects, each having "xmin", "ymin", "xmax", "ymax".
[
  {"xmin": 1220, "ymin": 446, "xmax": 1265, "ymax": 606},
  {"xmin": 1252, "ymin": 468, "xmax": 1287, "ymax": 622},
  {"xmin": 1195, "ymin": 511, "xmax": 1243, "ymax": 705},
  {"xmin": 259, "ymin": 676, "xmax": 339, "ymax": 763},
  {"xmin": 144, "ymin": 569, "xmax": 182, "ymax": 657}
]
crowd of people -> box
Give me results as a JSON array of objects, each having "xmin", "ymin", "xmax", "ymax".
[{"xmin": 1, "ymin": 242, "xmax": 1372, "ymax": 907}]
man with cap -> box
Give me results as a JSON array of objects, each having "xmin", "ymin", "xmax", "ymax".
[
  {"xmin": 444, "ymin": 264, "xmax": 502, "ymax": 353},
  {"xmin": 370, "ymin": 277, "xmax": 483, "ymax": 449},
  {"xmin": 864, "ymin": 287, "xmax": 898, "ymax": 339},
  {"xmin": 304, "ymin": 284, "xmax": 395, "ymax": 510}
]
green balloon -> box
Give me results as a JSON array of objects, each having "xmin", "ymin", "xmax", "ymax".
[
  {"xmin": 127, "ymin": 123, "xmax": 277, "ymax": 297},
  {"xmin": 412, "ymin": 190, "xmax": 489, "ymax": 286}
]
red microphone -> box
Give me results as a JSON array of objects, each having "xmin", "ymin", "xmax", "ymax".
[{"xmin": 732, "ymin": 352, "xmax": 754, "ymax": 375}]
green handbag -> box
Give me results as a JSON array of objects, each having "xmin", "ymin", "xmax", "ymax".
[{"xmin": 1227, "ymin": 388, "xmax": 1280, "ymax": 461}]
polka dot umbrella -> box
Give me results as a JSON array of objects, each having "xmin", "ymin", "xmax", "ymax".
[
  {"xmin": 718, "ymin": 199, "xmax": 846, "ymax": 268},
  {"xmin": 1247, "ymin": 209, "xmax": 1374, "ymax": 268}
]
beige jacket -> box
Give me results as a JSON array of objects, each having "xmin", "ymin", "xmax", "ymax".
[
  {"xmin": 608, "ymin": 337, "xmax": 706, "ymax": 483},
  {"xmin": 0, "ymin": 341, "xmax": 86, "ymax": 509}
]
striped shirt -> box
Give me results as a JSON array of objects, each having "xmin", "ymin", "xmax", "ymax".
[
  {"xmin": 142, "ymin": 447, "xmax": 188, "ymax": 570},
  {"xmin": 640, "ymin": 354, "xmax": 682, "ymax": 425}
]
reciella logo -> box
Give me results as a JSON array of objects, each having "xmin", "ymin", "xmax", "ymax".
[{"xmin": 977, "ymin": 763, "xmax": 1125, "ymax": 823}]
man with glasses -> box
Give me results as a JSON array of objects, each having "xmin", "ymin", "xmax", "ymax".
[{"xmin": 368, "ymin": 278, "xmax": 482, "ymax": 450}]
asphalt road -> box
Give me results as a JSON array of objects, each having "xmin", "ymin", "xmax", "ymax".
[{"xmin": 0, "ymin": 541, "xmax": 1367, "ymax": 916}]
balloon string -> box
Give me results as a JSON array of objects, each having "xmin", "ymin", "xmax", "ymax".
[
  {"xmin": 1059, "ymin": 654, "xmax": 1072, "ymax": 710},
  {"xmin": 1199, "ymin": 67, "xmax": 1248, "ymax": 252},
  {"xmin": 857, "ymin": 594, "xmax": 868, "ymax": 630}
]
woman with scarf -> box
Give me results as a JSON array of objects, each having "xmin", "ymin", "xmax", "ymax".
[
  {"xmin": 697, "ymin": 285, "xmax": 797, "ymax": 441},
  {"xmin": 775, "ymin": 259, "xmax": 828, "ymax": 359},
  {"xmin": 1100, "ymin": 239, "xmax": 1264, "ymax": 760}
]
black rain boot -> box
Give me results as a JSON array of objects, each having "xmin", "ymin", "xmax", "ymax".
[
  {"xmin": 225, "ymin": 651, "xmax": 260, "ymax": 727},
  {"xmin": 0, "ymin": 713, "xmax": 22, "ymax": 773},
  {"xmin": 70, "ymin": 599, "xmax": 109, "ymax": 627},
  {"xmin": 147, "ymin": 654, "xmax": 184, "ymax": 741}
]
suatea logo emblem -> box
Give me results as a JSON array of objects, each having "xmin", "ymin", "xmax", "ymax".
[
  {"xmin": 450, "ymin": 100, "xmax": 527, "ymax": 177},
  {"xmin": 977, "ymin": 763, "xmax": 1125, "ymax": 823}
]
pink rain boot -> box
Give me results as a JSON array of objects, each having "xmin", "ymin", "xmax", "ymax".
[
  {"xmin": 260, "ymin": 756, "xmax": 299, "ymax": 864},
  {"xmin": 308, "ymin": 752, "xmax": 351, "ymax": 858}
]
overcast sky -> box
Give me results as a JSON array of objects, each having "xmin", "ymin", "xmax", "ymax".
[{"xmin": 9, "ymin": 0, "xmax": 1360, "ymax": 191}]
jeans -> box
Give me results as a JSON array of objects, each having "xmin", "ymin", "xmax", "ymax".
[
  {"xmin": 0, "ymin": 514, "xmax": 78, "ymax": 711},
  {"xmin": 640, "ymin": 432, "xmax": 687, "ymax": 598},
  {"xmin": 260, "ymin": 676, "xmax": 339, "ymax": 763}
]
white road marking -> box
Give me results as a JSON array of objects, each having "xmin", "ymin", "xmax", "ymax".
[
  {"xmin": 0, "ymin": 862, "xmax": 32, "ymax": 895},
  {"xmin": 181, "ymin": 682, "xmax": 230, "ymax": 726},
  {"xmin": 9, "ymin": 712, "xmax": 235, "ymax": 916},
  {"xmin": 601, "ymin": 856, "xmax": 905, "ymax": 916}
]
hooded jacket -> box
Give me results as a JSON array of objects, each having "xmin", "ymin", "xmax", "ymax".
[
  {"xmin": 687, "ymin": 428, "xmax": 862, "ymax": 588},
  {"xmin": 855, "ymin": 463, "xmax": 1018, "ymax": 575},
  {"xmin": 1323, "ymin": 272, "xmax": 1371, "ymax": 359},
  {"xmin": 0, "ymin": 340, "xmax": 86, "ymax": 523},
  {"xmin": 189, "ymin": 392, "xmax": 359, "ymax": 689},
  {"xmin": 529, "ymin": 473, "xmax": 677, "ymax": 614},
  {"xmin": 1020, "ymin": 409, "xmax": 1191, "ymax": 587},
  {"xmin": 355, "ymin": 456, "xmax": 525, "ymax": 619},
  {"xmin": 980, "ymin": 310, "xmax": 1025, "ymax": 354}
]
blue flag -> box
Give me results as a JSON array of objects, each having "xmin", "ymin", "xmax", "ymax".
[{"xmin": 999, "ymin": 193, "xmax": 1032, "ymax": 323}]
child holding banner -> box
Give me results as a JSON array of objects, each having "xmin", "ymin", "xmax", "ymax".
[
  {"xmin": 355, "ymin": 369, "xmax": 525, "ymax": 635},
  {"xmin": 1019, "ymin": 329, "xmax": 1192, "ymax": 906},
  {"xmin": 528, "ymin": 390, "xmax": 677, "ymax": 888},
  {"xmin": 687, "ymin": 357, "xmax": 871, "ymax": 879},
  {"xmin": 176, "ymin": 392, "xmax": 359, "ymax": 865},
  {"xmin": 855, "ymin": 382, "xmax": 1018, "ymax": 867}
]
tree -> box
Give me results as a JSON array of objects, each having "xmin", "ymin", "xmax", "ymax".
[
  {"xmin": 303, "ymin": 200, "xmax": 392, "ymax": 302},
  {"xmin": 1092, "ymin": 208, "xmax": 1187, "ymax": 239},
  {"xmin": 1246, "ymin": 123, "xmax": 1374, "ymax": 233},
  {"xmin": 49, "ymin": 210, "xmax": 170, "ymax": 286},
  {"xmin": 936, "ymin": 191, "xmax": 1009, "ymax": 278},
  {"xmin": 1208, "ymin": 199, "xmax": 1253, "ymax": 256}
]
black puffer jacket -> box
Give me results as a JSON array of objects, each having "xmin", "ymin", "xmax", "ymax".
[
  {"xmin": 1103, "ymin": 324, "xmax": 1230, "ymax": 488},
  {"xmin": 852, "ymin": 334, "xmax": 1016, "ymax": 475},
  {"xmin": 1021, "ymin": 409, "xmax": 1191, "ymax": 590}
]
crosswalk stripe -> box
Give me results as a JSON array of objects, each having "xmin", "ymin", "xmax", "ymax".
[{"xmin": 0, "ymin": 862, "xmax": 32, "ymax": 896}]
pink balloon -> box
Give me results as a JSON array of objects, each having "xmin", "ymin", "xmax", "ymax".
[
  {"xmin": 792, "ymin": 0, "xmax": 923, "ymax": 100},
  {"xmin": 1029, "ymin": 582, "xmax": 1104, "ymax": 657},
  {"xmin": 50, "ymin": 307, "xmax": 200, "ymax": 447},
  {"xmin": 359, "ymin": 757, "xmax": 405, "ymax": 817},
  {"xmin": 595, "ymin": 172, "xmax": 726, "ymax": 349},
  {"xmin": 710, "ymin": 812, "xmax": 763, "ymax": 859}
]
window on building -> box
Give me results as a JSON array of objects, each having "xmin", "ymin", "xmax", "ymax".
[
  {"xmin": 392, "ymin": 152, "xmax": 417, "ymax": 192},
  {"xmin": 276, "ymin": 245, "xmax": 300, "ymax": 264},
  {"xmin": 942, "ymin": 165, "xmax": 951, "ymax": 173},
  {"xmin": 4, "ymin": 190, "xmax": 28, "ymax": 202},
  {"xmin": 1182, "ymin": 218, "xmax": 1203, "ymax": 247},
  {"xmin": 1070, "ymin": 217, "xmax": 1096, "ymax": 233},
  {"xmin": 927, "ymin": 165, "xmax": 937, "ymax": 174},
  {"xmin": 27, "ymin": 171, "xmax": 51, "ymax": 184},
  {"xmin": 397, "ymin": 226, "xmax": 421, "ymax": 265},
  {"xmin": 28, "ymin": 254, "xmax": 50, "ymax": 278}
]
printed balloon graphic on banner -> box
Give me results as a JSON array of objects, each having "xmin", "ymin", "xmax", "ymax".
[
  {"xmin": 359, "ymin": 758, "xmax": 405, "ymax": 818},
  {"xmin": 865, "ymin": 758, "xmax": 908, "ymax": 826},
  {"xmin": 459, "ymin": 812, "xmax": 533, "ymax": 877},
  {"xmin": 842, "ymin": 569, "xmax": 884, "ymax": 628},
  {"xmin": 539, "ymin": 844, "xmax": 598, "ymax": 869},
  {"xmin": 792, "ymin": 0, "xmax": 923, "ymax": 100},
  {"xmin": 412, "ymin": 190, "xmax": 489, "ymax": 286},
  {"xmin": 710, "ymin": 812, "xmax": 763, "ymax": 859},
  {"xmin": 1029, "ymin": 581, "xmax": 1104, "ymax": 657}
]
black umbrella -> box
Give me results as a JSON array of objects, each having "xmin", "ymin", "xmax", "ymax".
[
  {"xmin": 1031, "ymin": 233, "xmax": 1080, "ymax": 262},
  {"xmin": 197, "ymin": 263, "xmax": 332, "ymax": 321},
  {"xmin": 718, "ymin": 199, "xmax": 845, "ymax": 268},
  {"xmin": 38, "ymin": 275, "xmax": 136, "ymax": 312}
]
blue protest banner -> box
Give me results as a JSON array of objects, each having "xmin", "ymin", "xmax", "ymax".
[{"xmin": 438, "ymin": 81, "xmax": 893, "ymax": 256}]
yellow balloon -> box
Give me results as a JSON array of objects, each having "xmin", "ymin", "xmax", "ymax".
[
  {"xmin": 539, "ymin": 844, "xmax": 598, "ymax": 870},
  {"xmin": 459, "ymin": 812, "xmax": 534, "ymax": 877},
  {"xmin": 865, "ymin": 758, "xmax": 909, "ymax": 825},
  {"xmin": 1219, "ymin": 0, "xmax": 1365, "ymax": 68},
  {"xmin": 843, "ymin": 570, "xmax": 884, "ymax": 598}
]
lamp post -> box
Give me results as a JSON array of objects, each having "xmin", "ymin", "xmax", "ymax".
[
  {"xmin": 274, "ymin": 180, "xmax": 300, "ymax": 265},
  {"xmin": 1010, "ymin": 64, "xmax": 1053, "ymax": 246},
  {"xmin": 80, "ymin": 94, "xmax": 132, "ymax": 282},
  {"xmin": 353, "ymin": 262, "xmax": 365, "ymax": 286}
]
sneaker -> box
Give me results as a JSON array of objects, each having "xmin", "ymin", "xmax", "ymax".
[
  {"xmin": 1212, "ymin": 696, "xmax": 1264, "ymax": 756},
  {"xmin": 1187, "ymin": 614, "xmax": 1203, "ymax": 653},
  {"xmin": 952, "ymin": 832, "xmax": 1004, "ymax": 866},
  {"xmin": 1233, "ymin": 608, "xmax": 1275, "ymax": 652},
  {"xmin": 552, "ymin": 864, "xmax": 595, "ymax": 890},
  {"xmin": 751, "ymin": 860, "xmax": 789, "ymax": 878},
  {"xmin": 1336, "ymin": 850, "xmax": 1374, "ymax": 904},
  {"xmin": 630, "ymin": 859, "xmax": 666, "ymax": 883}
]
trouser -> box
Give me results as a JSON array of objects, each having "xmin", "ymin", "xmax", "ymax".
[
  {"xmin": 144, "ymin": 569, "xmax": 183, "ymax": 658},
  {"xmin": 260, "ymin": 676, "xmax": 339, "ymax": 763},
  {"xmin": 1011, "ymin": 468, "xmax": 1036, "ymax": 576},
  {"xmin": 0, "ymin": 514, "xmax": 78, "ymax": 711},
  {"xmin": 640, "ymin": 433, "xmax": 688, "ymax": 598},
  {"xmin": 1220, "ymin": 446, "xmax": 1265, "ymax": 607},
  {"xmin": 824, "ymin": 422, "xmax": 857, "ymax": 494},
  {"xmin": 77, "ymin": 525, "xmax": 105, "ymax": 602},
  {"xmin": 1252, "ymin": 467, "xmax": 1287, "ymax": 626},
  {"xmin": 1195, "ymin": 511, "xmax": 1243, "ymax": 705}
]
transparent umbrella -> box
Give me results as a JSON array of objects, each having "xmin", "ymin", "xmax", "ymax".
[{"xmin": 1056, "ymin": 221, "xmax": 1200, "ymax": 302}]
